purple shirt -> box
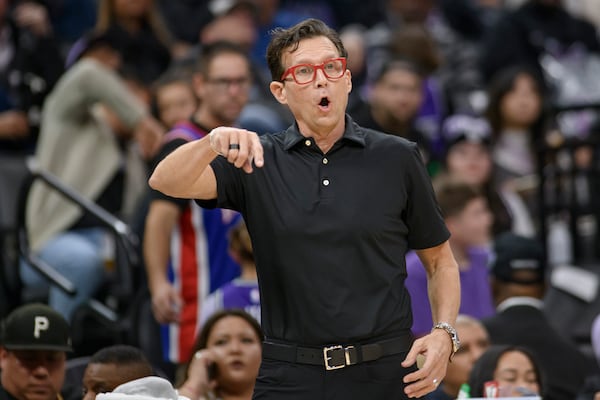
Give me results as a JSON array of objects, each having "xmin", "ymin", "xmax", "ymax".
[
  {"xmin": 200, "ymin": 278, "xmax": 261, "ymax": 328},
  {"xmin": 405, "ymin": 247, "xmax": 495, "ymax": 336}
]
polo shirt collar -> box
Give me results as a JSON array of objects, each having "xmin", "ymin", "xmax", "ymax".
[{"xmin": 282, "ymin": 114, "xmax": 367, "ymax": 151}]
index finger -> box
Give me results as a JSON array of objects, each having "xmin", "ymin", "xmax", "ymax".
[{"xmin": 250, "ymin": 132, "xmax": 264, "ymax": 168}]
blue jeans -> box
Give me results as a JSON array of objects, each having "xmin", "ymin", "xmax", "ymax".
[{"xmin": 20, "ymin": 227, "xmax": 107, "ymax": 321}]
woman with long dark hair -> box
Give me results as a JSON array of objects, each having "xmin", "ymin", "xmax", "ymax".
[
  {"xmin": 178, "ymin": 310, "xmax": 263, "ymax": 400},
  {"xmin": 468, "ymin": 344, "xmax": 544, "ymax": 398}
]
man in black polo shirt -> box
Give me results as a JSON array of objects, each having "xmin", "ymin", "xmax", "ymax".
[{"xmin": 150, "ymin": 18, "xmax": 461, "ymax": 400}]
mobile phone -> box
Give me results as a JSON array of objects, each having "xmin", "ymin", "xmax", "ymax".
[{"xmin": 207, "ymin": 362, "xmax": 218, "ymax": 380}]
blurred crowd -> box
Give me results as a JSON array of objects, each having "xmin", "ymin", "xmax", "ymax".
[{"xmin": 3, "ymin": 0, "xmax": 600, "ymax": 399}]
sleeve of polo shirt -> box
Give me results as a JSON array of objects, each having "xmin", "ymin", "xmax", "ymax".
[
  {"xmin": 195, "ymin": 157, "xmax": 245, "ymax": 212},
  {"xmin": 404, "ymin": 144, "xmax": 450, "ymax": 249}
]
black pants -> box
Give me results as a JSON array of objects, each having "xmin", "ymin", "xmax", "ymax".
[{"xmin": 252, "ymin": 352, "xmax": 421, "ymax": 400}]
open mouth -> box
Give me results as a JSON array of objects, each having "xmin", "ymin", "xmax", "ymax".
[{"xmin": 318, "ymin": 97, "xmax": 330, "ymax": 108}]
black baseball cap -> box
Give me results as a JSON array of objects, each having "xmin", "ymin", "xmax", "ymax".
[
  {"xmin": 490, "ymin": 232, "xmax": 546, "ymax": 285},
  {"xmin": 442, "ymin": 114, "xmax": 492, "ymax": 151},
  {"xmin": 0, "ymin": 303, "xmax": 72, "ymax": 352}
]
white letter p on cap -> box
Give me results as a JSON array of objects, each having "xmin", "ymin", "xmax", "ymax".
[{"xmin": 34, "ymin": 316, "xmax": 49, "ymax": 338}]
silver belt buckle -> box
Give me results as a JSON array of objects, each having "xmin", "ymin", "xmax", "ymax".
[
  {"xmin": 323, "ymin": 345, "xmax": 345, "ymax": 370},
  {"xmin": 323, "ymin": 345, "xmax": 356, "ymax": 370}
]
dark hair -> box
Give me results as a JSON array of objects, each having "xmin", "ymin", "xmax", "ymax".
[
  {"xmin": 371, "ymin": 58, "xmax": 424, "ymax": 85},
  {"xmin": 180, "ymin": 310, "xmax": 262, "ymax": 385},
  {"xmin": 152, "ymin": 68, "xmax": 193, "ymax": 92},
  {"xmin": 89, "ymin": 344, "xmax": 153, "ymax": 376},
  {"xmin": 387, "ymin": 23, "xmax": 441, "ymax": 76},
  {"xmin": 485, "ymin": 66, "xmax": 544, "ymax": 137},
  {"xmin": 192, "ymin": 310, "xmax": 263, "ymax": 355},
  {"xmin": 434, "ymin": 179, "xmax": 483, "ymax": 218},
  {"xmin": 266, "ymin": 18, "xmax": 347, "ymax": 82},
  {"xmin": 468, "ymin": 345, "xmax": 544, "ymax": 397},
  {"xmin": 195, "ymin": 41, "xmax": 251, "ymax": 78},
  {"xmin": 150, "ymin": 67, "xmax": 197, "ymax": 119}
]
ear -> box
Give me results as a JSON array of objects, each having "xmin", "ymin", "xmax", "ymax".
[
  {"xmin": 269, "ymin": 81, "xmax": 287, "ymax": 105},
  {"xmin": 345, "ymin": 69, "xmax": 353, "ymax": 95}
]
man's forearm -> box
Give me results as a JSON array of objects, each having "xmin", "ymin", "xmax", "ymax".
[
  {"xmin": 143, "ymin": 202, "xmax": 180, "ymax": 292},
  {"xmin": 428, "ymin": 262, "xmax": 460, "ymax": 326},
  {"xmin": 144, "ymin": 222, "xmax": 172, "ymax": 294},
  {"xmin": 418, "ymin": 241, "xmax": 461, "ymax": 326},
  {"xmin": 149, "ymin": 136, "xmax": 218, "ymax": 199}
]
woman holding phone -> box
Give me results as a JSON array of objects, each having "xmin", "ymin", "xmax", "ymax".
[{"xmin": 178, "ymin": 310, "xmax": 263, "ymax": 400}]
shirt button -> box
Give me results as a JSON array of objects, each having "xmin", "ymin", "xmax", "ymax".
[
  {"xmin": 305, "ymin": 139, "xmax": 311, "ymax": 146},
  {"xmin": 322, "ymin": 158, "xmax": 328, "ymax": 164},
  {"xmin": 322, "ymin": 179, "xmax": 330, "ymax": 186}
]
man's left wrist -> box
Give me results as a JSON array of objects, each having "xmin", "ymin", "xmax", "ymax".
[{"xmin": 432, "ymin": 322, "xmax": 460, "ymax": 361}]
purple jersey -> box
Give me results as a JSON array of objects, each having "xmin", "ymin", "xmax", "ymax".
[{"xmin": 200, "ymin": 278, "xmax": 261, "ymax": 328}]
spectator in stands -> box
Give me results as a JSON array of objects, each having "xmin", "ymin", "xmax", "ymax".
[
  {"xmin": 200, "ymin": 1, "xmax": 258, "ymax": 56},
  {"xmin": 440, "ymin": 114, "xmax": 514, "ymax": 235},
  {"xmin": 484, "ymin": 232, "xmax": 593, "ymax": 400},
  {"xmin": 200, "ymin": 220, "xmax": 260, "ymax": 327},
  {"xmin": 21, "ymin": 29, "xmax": 164, "ymax": 321},
  {"xmin": 0, "ymin": 0, "xmax": 63, "ymax": 153},
  {"xmin": 196, "ymin": 0, "xmax": 291, "ymax": 135},
  {"xmin": 486, "ymin": 66, "xmax": 544, "ymax": 237},
  {"xmin": 351, "ymin": 59, "xmax": 432, "ymax": 164},
  {"xmin": 386, "ymin": 24, "xmax": 446, "ymax": 157},
  {"xmin": 0, "ymin": 303, "xmax": 73, "ymax": 400},
  {"xmin": 82, "ymin": 345, "xmax": 153, "ymax": 400},
  {"xmin": 339, "ymin": 24, "xmax": 368, "ymax": 116},
  {"xmin": 429, "ymin": 315, "xmax": 491, "ymax": 400},
  {"xmin": 144, "ymin": 41, "xmax": 251, "ymax": 375},
  {"xmin": 365, "ymin": 0, "xmax": 487, "ymax": 119},
  {"xmin": 479, "ymin": 0, "xmax": 600, "ymax": 86},
  {"xmin": 178, "ymin": 310, "xmax": 262, "ymax": 400},
  {"xmin": 151, "ymin": 70, "xmax": 198, "ymax": 129},
  {"xmin": 468, "ymin": 345, "xmax": 543, "ymax": 398},
  {"xmin": 94, "ymin": 0, "xmax": 173, "ymax": 85},
  {"xmin": 405, "ymin": 179, "xmax": 494, "ymax": 337}
]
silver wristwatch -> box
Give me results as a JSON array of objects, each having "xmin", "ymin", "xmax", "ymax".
[{"xmin": 432, "ymin": 322, "xmax": 460, "ymax": 360}]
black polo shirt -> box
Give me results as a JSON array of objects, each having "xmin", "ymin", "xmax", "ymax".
[{"xmin": 198, "ymin": 115, "xmax": 449, "ymax": 345}]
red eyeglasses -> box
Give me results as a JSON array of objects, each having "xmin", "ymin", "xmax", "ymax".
[{"xmin": 280, "ymin": 58, "xmax": 347, "ymax": 85}]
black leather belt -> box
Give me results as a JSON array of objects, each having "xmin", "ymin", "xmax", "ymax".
[{"xmin": 262, "ymin": 332, "xmax": 414, "ymax": 370}]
